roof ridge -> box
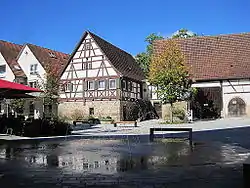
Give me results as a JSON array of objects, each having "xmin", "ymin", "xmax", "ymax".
[
  {"xmin": 88, "ymin": 31, "xmax": 134, "ymax": 57},
  {"xmin": 160, "ymin": 31, "xmax": 250, "ymax": 42},
  {"xmin": 27, "ymin": 43, "xmax": 69, "ymax": 56},
  {"xmin": 0, "ymin": 39, "xmax": 23, "ymax": 48}
]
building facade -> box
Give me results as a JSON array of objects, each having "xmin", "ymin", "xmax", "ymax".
[
  {"xmin": 0, "ymin": 40, "xmax": 69, "ymax": 119},
  {"xmin": 151, "ymin": 32, "xmax": 250, "ymax": 119},
  {"xmin": 59, "ymin": 31, "xmax": 146, "ymax": 121}
]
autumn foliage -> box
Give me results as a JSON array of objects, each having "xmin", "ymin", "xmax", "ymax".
[{"xmin": 149, "ymin": 40, "xmax": 192, "ymax": 122}]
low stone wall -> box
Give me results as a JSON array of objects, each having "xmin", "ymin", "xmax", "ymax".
[
  {"xmin": 162, "ymin": 101, "xmax": 188, "ymax": 121},
  {"xmin": 58, "ymin": 100, "xmax": 121, "ymax": 121}
]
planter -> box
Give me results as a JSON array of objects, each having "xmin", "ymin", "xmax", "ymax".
[{"xmin": 100, "ymin": 120, "xmax": 114, "ymax": 124}]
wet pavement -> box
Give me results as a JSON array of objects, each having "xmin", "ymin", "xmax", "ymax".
[{"xmin": 1, "ymin": 126, "xmax": 250, "ymax": 187}]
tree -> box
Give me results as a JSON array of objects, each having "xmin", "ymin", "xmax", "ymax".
[
  {"xmin": 135, "ymin": 33, "xmax": 164, "ymax": 77},
  {"xmin": 148, "ymin": 40, "xmax": 192, "ymax": 123},
  {"xmin": 172, "ymin": 28, "xmax": 197, "ymax": 39},
  {"xmin": 37, "ymin": 62, "xmax": 61, "ymax": 118},
  {"xmin": 10, "ymin": 98, "xmax": 25, "ymax": 116}
]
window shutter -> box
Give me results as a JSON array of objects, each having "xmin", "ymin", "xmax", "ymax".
[
  {"xmin": 95, "ymin": 80, "xmax": 98, "ymax": 90},
  {"xmin": 84, "ymin": 81, "xmax": 88, "ymax": 90},
  {"xmin": 106, "ymin": 79, "xmax": 109, "ymax": 90},
  {"xmin": 116, "ymin": 78, "xmax": 120, "ymax": 89}
]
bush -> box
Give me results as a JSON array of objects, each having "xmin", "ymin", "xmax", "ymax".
[
  {"xmin": 23, "ymin": 118, "xmax": 72, "ymax": 137},
  {"xmin": 172, "ymin": 107, "xmax": 186, "ymax": 121}
]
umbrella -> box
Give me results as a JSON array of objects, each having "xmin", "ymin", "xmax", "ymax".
[
  {"xmin": 0, "ymin": 79, "xmax": 42, "ymax": 93},
  {"xmin": 0, "ymin": 79, "xmax": 43, "ymax": 98}
]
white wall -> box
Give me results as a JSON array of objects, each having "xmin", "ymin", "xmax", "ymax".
[
  {"xmin": 17, "ymin": 45, "xmax": 46, "ymax": 88},
  {"xmin": 0, "ymin": 53, "xmax": 15, "ymax": 81},
  {"xmin": 60, "ymin": 33, "xmax": 119, "ymax": 99},
  {"xmin": 17, "ymin": 45, "xmax": 48, "ymax": 118},
  {"xmin": 222, "ymin": 80, "xmax": 250, "ymax": 117}
]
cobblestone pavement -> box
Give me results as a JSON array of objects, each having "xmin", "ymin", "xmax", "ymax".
[{"xmin": 0, "ymin": 129, "xmax": 249, "ymax": 188}]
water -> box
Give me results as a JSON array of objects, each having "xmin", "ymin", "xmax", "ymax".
[{"xmin": 0, "ymin": 137, "xmax": 248, "ymax": 187}]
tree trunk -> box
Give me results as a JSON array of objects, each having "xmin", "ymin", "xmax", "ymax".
[{"xmin": 170, "ymin": 102, "xmax": 173, "ymax": 123}]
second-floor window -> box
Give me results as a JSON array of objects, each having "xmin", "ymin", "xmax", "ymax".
[
  {"xmin": 65, "ymin": 82, "xmax": 73, "ymax": 92},
  {"xmin": 0, "ymin": 65, "xmax": 6, "ymax": 75},
  {"xmin": 98, "ymin": 80, "xmax": 105, "ymax": 90},
  {"xmin": 88, "ymin": 81, "xmax": 94, "ymax": 90},
  {"xmin": 30, "ymin": 64, "xmax": 38, "ymax": 74},
  {"xmin": 29, "ymin": 81, "xmax": 38, "ymax": 88},
  {"xmin": 109, "ymin": 79, "xmax": 116, "ymax": 89}
]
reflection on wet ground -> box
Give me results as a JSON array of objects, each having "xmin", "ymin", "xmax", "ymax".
[{"xmin": 0, "ymin": 134, "xmax": 249, "ymax": 188}]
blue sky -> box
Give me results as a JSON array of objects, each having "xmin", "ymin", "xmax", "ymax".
[{"xmin": 1, "ymin": 0, "xmax": 250, "ymax": 55}]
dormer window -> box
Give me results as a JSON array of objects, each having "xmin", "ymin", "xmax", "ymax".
[
  {"xmin": 30, "ymin": 64, "xmax": 38, "ymax": 75},
  {"xmin": 49, "ymin": 52, "xmax": 56, "ymax": 58}
]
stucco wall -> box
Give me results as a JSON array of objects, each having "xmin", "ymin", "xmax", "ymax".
[
  {"xmin": 0, "ymin": 53, "xmax": 15, "ymax": 81},
  {"xmin": 222, "ymin": 80, "xmax": 250, "ymax": 117},
  {"xmin": 17, "ymin": 45, "xmax": 46, "ymax": 87},
  {"xmin": 58, "ymin": 100, "xmax": 121, "ymax": 121}
]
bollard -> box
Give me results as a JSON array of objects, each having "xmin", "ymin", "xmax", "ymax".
[{"xmin": 114, "ymin": 123, "xmax": 117, "ymax": 127}]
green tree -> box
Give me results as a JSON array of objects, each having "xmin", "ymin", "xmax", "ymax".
[
  {"xmin": 135, "ymin": 33, "xmax": 164, "ymax": 77},
  {"xmin": 148, "ymin": 40, "xmax": 192, "ymax": 123},
  {"xmin": 172, "ymin": 28, "xmax": 197, "ymax": 39},
  {"xmin": 10, "ymin": 98, "xmax": 25, "ymax": 115}
]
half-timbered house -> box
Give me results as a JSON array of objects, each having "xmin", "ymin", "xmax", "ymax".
[
  {"xmin": 151, "ymin": 32, "xmax": 250, "ymax": 119},
  {"xmin": 59, "ymin": 31, "xmax": 146, "ymax": 121}
]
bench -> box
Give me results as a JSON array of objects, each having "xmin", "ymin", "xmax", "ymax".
[
  {"xmin": 114, "ymin": 121, "xmax": 138, "ymax": 127},
  {"xmin": 243, "ymin": 156, "xmax": 250, "ymax": 188},
  {"xmin": 149, "ymin": 128, "xmax": 193, "ymax": 146}
]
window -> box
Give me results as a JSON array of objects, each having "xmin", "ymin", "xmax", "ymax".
[
  {"xmin": 109, "ymin": 79, "xmax": 116, "ymax": 89},
  {"xmin": 88, "ymin": 81, "xmax": 94, "ymax": 90},
  {"xmin": 29, "ymin": 81, "xmax": 37, "ymax": 88},
  {"xmin": 85, "ymin": 43, "xmax": 91, "ymax": 50},
  {"xmin": 98, "ymin": 80, "xmax": 105, "ymax": 90},
  {"xmin": 30, "ymin": 64, "xmax": 38, "ymax": 74},
  {"xmin": 122, "ymin": 80, "xmax": 127, "ymax": 90},
  {"xmin": 88, "ymin": 62, "xmax": 92, "ymax": 69},
  {"xmin": 0, "ymin": 65, "xmax": 6, "ymax": 76},
  {"xmin": 128, "ymin": 81, "xmax": 132, "ymax": 91},
  {"xmin": 89, "ymin": 108, "xmax": 94, "ymax": 116},
  {"xmin": 66, "ymin": 82, "xmax": 73, "ymax": 91}
]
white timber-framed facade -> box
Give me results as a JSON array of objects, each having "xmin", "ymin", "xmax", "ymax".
[{"xmin": 59, "ymin": 31, "xmax": 146, "ymax": 121}]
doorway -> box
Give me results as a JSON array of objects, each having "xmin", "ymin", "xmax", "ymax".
[{"xmin": 228, "ymin": 97, "xmax": 246, "ymax": 117}]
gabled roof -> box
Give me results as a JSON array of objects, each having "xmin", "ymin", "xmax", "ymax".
[
  {"xmin": 154, "ymin": 32, "xmax": 250, "ymax": 81},
  {"xmin": 26, "ymin": 43, "xmax": 70, "ymax": 78},
  {"xmin": 0, "ymin": 40, "xmax": 26, "ymax": 77},
  {"xmin": 64, "ymin": 31, "xmax": 145, "ymax": 81}
]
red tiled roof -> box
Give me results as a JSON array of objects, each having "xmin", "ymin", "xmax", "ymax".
[
  {"xmin": 154, "ymin": 32, "xmax": 250, "ymax": 81},
  {"xmin": 0, "ymin": 40, "xmax": 26, "ymax": 77},
  {"xmin": 27, "ymin": 44, "xmax": 70, "ymax": 78}
]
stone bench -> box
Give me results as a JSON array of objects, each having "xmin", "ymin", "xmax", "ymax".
[{"xmin": 114, "ymin": 121, "xmax": 138, "ymax": 127}]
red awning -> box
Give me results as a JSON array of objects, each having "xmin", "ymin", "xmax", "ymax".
[{"xmin": 0, "ymin": 79, "xmax": 42, "ymax": 93}]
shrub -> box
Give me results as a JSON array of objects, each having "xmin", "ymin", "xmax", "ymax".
[{"xmin": 172, "ymin": 107, "xmax": 186, "ymax": 120}]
